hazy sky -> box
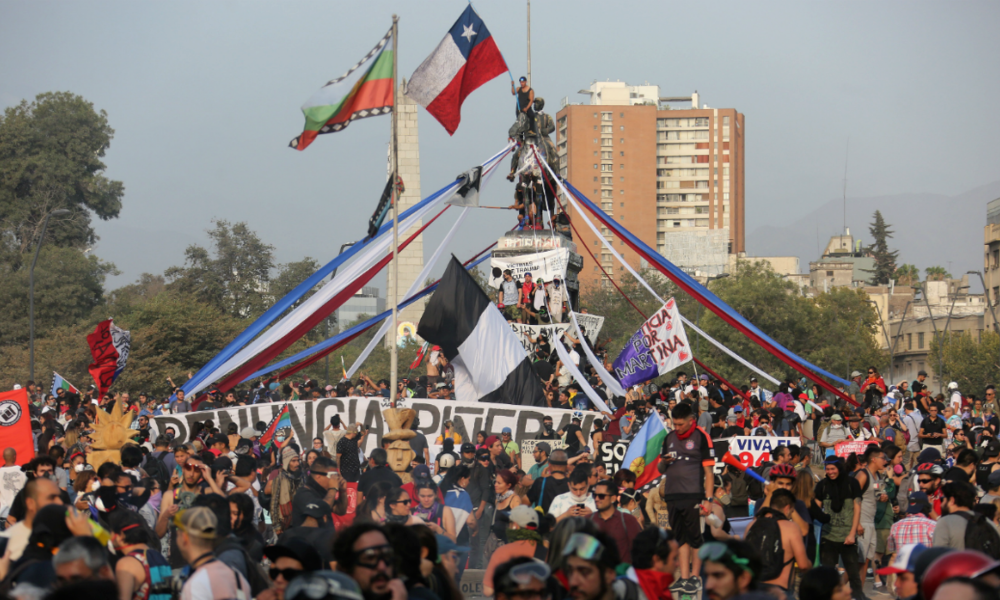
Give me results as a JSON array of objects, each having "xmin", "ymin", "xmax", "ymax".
[{"xmin": 3, "ymin": 0, "xmax": 999, "ymax": 290}]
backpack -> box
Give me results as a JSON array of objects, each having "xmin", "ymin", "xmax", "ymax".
[
  {"xmin": 746, "ymin": 462, "xmax": 772, "ymax": 501},
  {"xmin": 215, "ymin": 537, "xmax": 271, "ymax": 596},
  {"xmin": 143, "ymin": 451, "xmax": 171, "ymax": 492},
  {"xmin": 958, "ymin": 512, "xmax": 1000, "ymax": 559},
  {"xmin": 744, "ymin": 508, "xmax": 791, "ymax": 583},
  {"xmin": 729, "ymin": 470, "xmax": 749, "ymax": 507},
  {"xmin": 614, "ymin": 577, "xmax": 641, "ymax": 600}
]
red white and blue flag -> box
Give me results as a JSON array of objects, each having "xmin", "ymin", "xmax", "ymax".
[
  {"xmin": 407, "ymin": 5, "xmax": 508, "ymax": 135},
  {"xmin": 86, "ymin": 319, "xmax": 131, "ymax": 395}
]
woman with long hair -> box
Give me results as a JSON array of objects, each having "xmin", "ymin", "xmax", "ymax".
[
  {"xmin": 229, "ymin": 494, "xmax": 264, "ymax": 562},
  {"xmin": 384, "ymin": 487, "xmax": 424, "ymax": 525},
  {"xmin": 439, "ymin": 464, "xmax": 474, "ymax": 582},
  {"xmin": 356, "ymin": 481, "xmax": 394, "ymax": 524},
  {"xmin": 476, "ymin": 431, "xmax": 488, "ymax": 449},
  {"xmin": 110, "ymin": 509, "xmax": 172, "ymax": 600},
  {"xmin": 792, "ymin": 470, "xmax": 820, "ymax": 564},
  {"xmin": 411, "ymin": 525, "xmax": 464, "ymax": 600},
  {"xmin": 413, "ymin": 479, "xmax": 457, "ymax": 542}
]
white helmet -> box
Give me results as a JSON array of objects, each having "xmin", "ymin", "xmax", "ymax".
[{"xmin": 948, "ymin": 382, "xmax": 959, "ymax": 390}]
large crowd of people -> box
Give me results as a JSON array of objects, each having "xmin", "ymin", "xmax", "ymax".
[{"xmin": 3, "ymin": 363, "xmax": 1000, "ymax": 600}]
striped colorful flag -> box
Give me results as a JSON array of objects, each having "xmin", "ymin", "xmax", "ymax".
[
  {"xmin": 259, "ymin": 404, "xmax": 292, "ymax": 450},
  {"xmin": 620, "ymin": 413, "xmax": 668, "ymax": 490},
  {"xmin": 50, "ymin": 372, "xmax": 80, "ymax": 396},
  {"xmin": 289, "ymin": 28, "xmax": 394, "ymax": 151}
]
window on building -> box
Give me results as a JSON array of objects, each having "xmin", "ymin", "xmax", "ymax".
[
  {"xmin": 918, "ymin": 333, "xmax": 925, "ymax": 349},
  {"xmin": 602, "ymin": 151, "xmax": 612, "ymax": 159},
  {"xmin": 593, "ymin": 177, "xmax": 598, "ymax": 182},
  {"xmin": 601, "ymin": 164, "xmax": 613, "ymax": 172},
  {"xmin": 723, "ymin": 116, "xmax": 730, "ymax": 125},
  {"xmin": 620, "ymin": 202, "xmax": 624, "ymax": 207},
  {"xmin": 620, "ymin": 151, "xmax": 624, "ymax": 157},
  {"xmin": 620, "ymin": 176, "xmax": 624, "ymax": 182},
  {"xmin": 601, "ymin": 176, "xmax": 612, "ymax": 184},
  {"xmin": 594, "ymin": 125, "xmax": 598, "ymax": 130},
  {"xmin": 620, "ymin": 138, "xmax": 625, "ymax": 144},
  {"xmin": 620, "ymin": 190, "xmax": 624, "ymax": 195},
  {"xmin": 594, "ymin": 113, "xmax": 598, "ymax": 118},
  {"xmin": 907, "ymin": 333, "xmax": 912, "ymax": 350},
  {"xmin": 620, "ymin": 164, "xmax": 625, "ymax": 169},
  {"xmin": 620, "ymin": 112, "xmax": 624, "ymax": 118},
  {"xmin": 826, "ymin": 271, "xmax": 834, "ymax": 276},
  {"xmin": 602, "ymin": 125, "xmax": 613, "ymax": 133},
  {"xmin": 593, "ymin": 164, "xmax": 598, "ymax": 169},
  {"xmin": 619, "ymin": 125, "xmax": 624, "ymax": 131},
  {"xmin": 601, "ymin": 112, "xmax": 612, "ymax": 120},
  {"xmin": 601, "ymin": 138, "xmax": 613, "ymax": 146}
]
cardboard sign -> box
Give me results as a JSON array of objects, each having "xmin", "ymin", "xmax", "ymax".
[
  {"xmin": 488, "ymin": 248, "xmax": 570, "ymax": 287},
  {"xmin": 723, "ymin": 436, "xmax": 800, "ymax": 469},
  {"xmin": 597, "ymin": 441, "xmax": 632, "ymax": 474}
]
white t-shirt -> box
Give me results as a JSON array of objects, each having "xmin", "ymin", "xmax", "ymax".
[
  {"xmin": 548, "ymin": 491, "xmax": 597, "ymax": 518},
  {"xmin": 950, "ymin": 391, "xmax": 963, "ymax": 413},
  {"xmin": 684, "ymin": 385, "xmax": 709, "ymax": 399},
  {"xmin": 0, "ymin": 466, "xmax": 27, "ymax": 513},
  {"xmin": 181, "ymin": 561, "xmax": 251, "ymax": 600}
]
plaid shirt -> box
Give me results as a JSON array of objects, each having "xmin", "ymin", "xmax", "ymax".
[{"xmin": 888, "ymin": 515, "xmax": 937, "ymax": 552}]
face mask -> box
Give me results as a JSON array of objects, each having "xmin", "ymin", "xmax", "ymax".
[
  {"xmin": 165, "ymin": 432, "xmax": 175, "ymax": 440},
  {"xmin": 544, "ymin": 423, "xmax": 553, "ymax": 431},
  {"xmin": 386, "ymin": 514, "xmax": 409, "ymax": 524},
  {"xmin": 148, "ymin": 491, "xmax": 162, "ymax": 509},
  {"xmin": 717, "ymin": 493, "xmax": 732, "ymax": 506},
  {"xmin": 91, "ymin": 480, "xmax": 101, "ymax": 492}
]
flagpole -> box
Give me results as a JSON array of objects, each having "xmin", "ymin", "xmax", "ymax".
[
  {"xmin": 389, "ymin": 14, "xmax": 400, "ymax": 409},
  {"xmin": 526, "ymin": 0, "xmax": 531, "ymax": 87}
]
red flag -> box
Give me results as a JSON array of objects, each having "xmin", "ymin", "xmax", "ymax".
[
  {"xmin": 0, "ymin": 389, "xmax": 35, "ymax": 465},
  {"xmin": 87, "ymin": 319, "xmax": 131, "ymax": 395}
]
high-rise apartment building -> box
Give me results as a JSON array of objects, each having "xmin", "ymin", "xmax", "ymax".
[{"xmin": 555, "ymin": 81, "xmax": 744, "ymax": 287}]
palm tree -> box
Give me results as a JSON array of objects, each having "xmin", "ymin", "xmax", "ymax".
[
  {"xmin": 925, "ymin": 266, "xmax": 952, "ymax": 281},
  {"xmin": 894, "ymin": 264, "xmax": 920, "ymax": 285}
]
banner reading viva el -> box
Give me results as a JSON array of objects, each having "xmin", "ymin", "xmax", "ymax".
[
  {"xmin": 0, "ymin": 389, "xmax": 35, "ymax": 465},
  {"xmin": 612, "ymin": 298, "xmax": 692, "ymax": 388},
  {"xmin": 87, "ymin": 319, "xmax": 131, "ymax": 395}
]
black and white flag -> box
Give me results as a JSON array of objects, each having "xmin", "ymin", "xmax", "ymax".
[
  {"xmin": 417, "ymin": 256, "xmax": 546, "ymax": 406},
  {"xmin": 446, "ymin": 165, "xmax": 482, "ymax": 207}
]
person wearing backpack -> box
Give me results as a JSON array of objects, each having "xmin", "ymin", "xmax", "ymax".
[
  {"xmin": 933, "ymin": 480, "xmax": 1000, "ymax": 558},
  {"xmin": 142, "ymin": 435, "xmax": 175, "ymax": 492},
  {"xmin": 743, "ymin": 489, "xmax": 811, "ymax": 596}
]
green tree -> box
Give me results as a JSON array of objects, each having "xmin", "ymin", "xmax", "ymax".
[
  {"xmin": 165, "ymin": 220, "xmax": 276, "ymax": 319},
  {"xmin": 929, "ymin": 330, "xmax": 999, "ymax": 395},
  {"xmin": 925, "ymin": 266, "xmax": 952, "ymax": 281},
  {"xmin": 894, "ymin": 264, "xmax": 920, "ymax": 285},
  {"xmin": 0, "ymin": 246, "xmax": 118, "ymax": 345},
  {"xmin": 0, "ymin": 92, "xmax": 124, "ymax": 266},
  {"xmin": 866, "ymin": 210, "xmax": 899, "ymax": 285}
]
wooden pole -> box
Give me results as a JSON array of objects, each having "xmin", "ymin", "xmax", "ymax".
[{"xmin": 389, "ymin": 15, "xmax": 400, "ymax": 408}]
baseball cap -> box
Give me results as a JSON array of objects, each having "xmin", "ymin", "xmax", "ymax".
[
  {"xmin": 438, "ymin": 454, "xmax": 456, "ymax": 469},
  {"xmin": 177, "ymin": 507, "xmax": 218, "ymax": 539},
  {"xmin": 851, "ymin": 371, "xmax": 862, "ymax": 378},
  {"xmin": 240, "ymin": 427, "xmax": 257, "ymax": 439},
  {"xmin": 502, "ymin": 427, "xmax": 512, "ymax": 434},
  {"xmin": 412, "ymin": 465, "xmax": 431, "ymax": 480},
  {"xmin": 435, "ymin": 534, "xmax": 470, "ymax": 556},
  {"xmin": 699, "ymin": 374, "xmax": 709, "ymax": 381},
  {"xmin": 749, "ymin": 377, "xmax": 758, "ymax": 383},
  {"xmin": 286, "ymin": 572, "xmax": 363, "ymax": 600},
  {"xmin": 510, "ymin": 505, "xmax": 540, "ymax": 529},
  {"xmin": 461, "ymin": 443, "xmax": 476, "ymax": 454},
  {"xmin": 732, "ymin": 405, "xmax": 743, "ymax": 413},
  {"xmin": 830, "ymin": 414, "xmax": 843, "ymax": 422},
  {"xmin": 535, "ymin": 442, "xmax": 551, "ymax": 455},
  {"xmin": 264, "ymin": 538, "xmax": 323, "ymax": 572},
  {"xmin": 877, "ymin": 543, "xmax": 928, "ymax": 575},
  {"xmin": 906, "ymin": 492, "xmax": 931, "ymax": 515}
]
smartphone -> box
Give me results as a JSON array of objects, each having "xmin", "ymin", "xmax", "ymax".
[
  {"xmin": 175, "ymin": 465, "xmax": 182, "ymax": 477},
  {"xmin": 576, "ymin": 503, "xmax": 586, "ymax": 509},
  {"xmin": 666, "ymin": 451, "xmax": 678, "ymax": 460}
]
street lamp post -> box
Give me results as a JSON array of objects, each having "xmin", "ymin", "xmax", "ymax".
[
  {"xmin": 29, "ymin": 209, "xmax": 71, "ymax": 382},
  {"xmin": 968, "ymin": 270, "xmax": 999, "ymax": 334},
  {"xmin": 940, "ymin": 284, "xmax": 970, "ymax": 387}
]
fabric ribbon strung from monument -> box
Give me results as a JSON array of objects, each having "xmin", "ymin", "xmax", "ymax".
[
  {"xmin": 551, "ymin": 334, "xmax": 612, "ymax": 413},
  {"xmin": 527, "ymin": 146, "xmax": 781, "ymax": 389},
  {"xmin": 183, "ymin": 144, "xmax": 512, "ymax": 397},
  {"xmin": 209, "ymin": 207, "xmax": 451, "ymax": 396},
  {"xmin": 570, "ymin": 313, "xmax": 626, "ymax": 399},
  {"xmin": 561, "ymin": 179, "xmax": 855, "ymax": 406},
  {"xmin": 245, "ymin": 250, "xmax": 493, "ymax": 382}
]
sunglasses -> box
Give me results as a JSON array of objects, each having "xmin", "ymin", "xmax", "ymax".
[
  {"xmin": 355, "ymin": 545, "xmax": 394, "ymax": 569},
  {"xmin": 918, "ymin": 478, "xmax": 935, "ymax": 484},
  {"xmin": 562, "ymin": 533, "xmax": 604, "ymax": 561},
  {"xmin": 183, "ymin": 462, "xmax": 200, "ymax": 471},
  {"xmin": 269, "ymin": 567, "xmax": 302, "ymax": 581},
  {"xmin": 391, "ymin": 498, "xmax": 411, "ymax": 506},
  {"xmin": 592, "ymin": 493, "xmax": 614, "ymax": 500}
]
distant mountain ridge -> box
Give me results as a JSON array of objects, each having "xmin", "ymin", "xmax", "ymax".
[{"xmin": 746, "ymin": 180, "xmax": 1000, "ymax": 284}]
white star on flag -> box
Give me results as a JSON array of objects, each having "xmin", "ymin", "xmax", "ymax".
[{"xmin": 461, "ymin": 24, "xmax": 477, "ymax": 42}]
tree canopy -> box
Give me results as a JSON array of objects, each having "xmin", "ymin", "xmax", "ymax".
[{"xmin": 867, "ymin": 210, "xmax": 898, "ymax": 285}]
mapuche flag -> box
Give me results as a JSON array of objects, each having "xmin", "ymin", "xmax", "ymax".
[
  {"xmin": 259, "ymin": 404, "xmax": 292, "ymax": 450},
  {"xmin": 620, "ymin": 413, "xmax": 668, "ymax": 490},
  {"xmin": 50, "ymin": 372, "xmax": 80, "ymax": 397},
  {"xmin": 86, "ymin": 319, "xmax": 131, "ymax": 395},
  {"xmin": 290, "ymin": 28, "xmax": 394, "ymax": 151},
  {"xmin": 407, "ymin": 5, "xmax": 508, "ymax": 135}
]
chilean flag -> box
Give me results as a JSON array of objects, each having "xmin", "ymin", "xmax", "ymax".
[
  {"xmin": 407, "ymin": 5, "xmax": 508, "ymax": 135},
  {"xmin": 86, "ymin": 319, "xmax": 131, "ymax": 395}
]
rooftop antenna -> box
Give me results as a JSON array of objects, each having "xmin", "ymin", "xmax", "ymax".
[{"xmin": 842, "ymin": 137, "xmax": 850, "ymax": 236}]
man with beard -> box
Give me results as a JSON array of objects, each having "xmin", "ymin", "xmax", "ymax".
[
  {"xmin": 156, "ymin": 456, "xmax": 222, "ymax": 571},
  {"xmin": 562, "ymin": 530, "xmax": 625, "ymax": 600},
  {"xmin": 699, "ymin": 539, "xmax": 762, "ymax": 600},
  {"xmin": 815, "ymin": 456, "xmax": 864, "ymax": 600},
  {"xmin": 334, "ymin": 523, "xmax": 408, "ymax": 600},
  {"xmin": 266, "ymin": 447, "xmax": 303, "ymax": 537},
  {"xmin": 933, "ymin": 480, "xmax": 1000, "ymax": 550}
]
